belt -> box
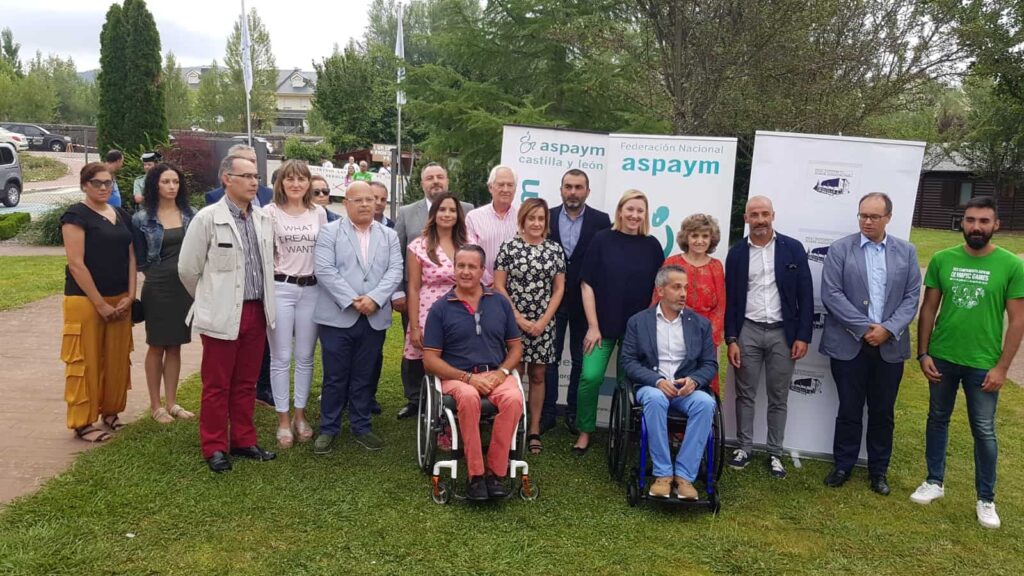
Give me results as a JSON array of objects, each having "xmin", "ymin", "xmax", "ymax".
[
  {"xmin": 470, "ymin": 364, "xmax": 498, "ymax": 374},
  {"xmin": 274, "ymin": 273, "xmax": 317, "ymax": 287},
  {"xmin": 745, "ymin": 318, "xmax": 784, "ymax": 330}
]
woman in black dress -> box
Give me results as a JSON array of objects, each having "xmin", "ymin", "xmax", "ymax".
[{"xmin": 132, "ymin": 163, "xmax": 196, "ymax": 424}]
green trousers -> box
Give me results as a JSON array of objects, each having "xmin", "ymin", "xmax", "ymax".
[{"xmin": 575, "ymin": 337, "xmax": 624, "ymax": 433}]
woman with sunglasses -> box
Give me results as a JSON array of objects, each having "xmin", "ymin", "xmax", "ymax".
[
  {"xmin": 59, "ymin": 162, "xmax": 137, "ymax": 443},
  {"xmin": 310, "ymin": 175, "xmax": 339, "ymax": 222},
  {"xmin": 132, "ymin": 162, "xmax": 196, "ymax": 424},
  {"xmin": 262, "ymin": 160, "xmax": 328, "ymax": 448}
]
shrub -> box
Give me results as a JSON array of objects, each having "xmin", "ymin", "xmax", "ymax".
[
  {"xmin": 283, "ymin": 137, "xmax": 334, "ymax": 164},
  {"xmin": 0, "ymin": 212, "xmax": 31, "ymax": 240},
  {"xmin": 23, "ymin": 199, "xmax": 77, "ymax": 246}
]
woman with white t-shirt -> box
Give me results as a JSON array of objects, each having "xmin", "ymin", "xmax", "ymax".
[{"xmin": 263, "ymin": 160, "xmax": 328, "ymax": 448}]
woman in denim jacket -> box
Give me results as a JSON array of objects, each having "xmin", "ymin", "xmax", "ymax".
[{"xmin": 132, "ymin": 163, "xmax": 196, "ymax": 424}]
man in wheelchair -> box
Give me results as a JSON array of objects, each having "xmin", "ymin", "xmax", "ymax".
[
  {"xmin": 620, "ymin": 265, "xmax": 718, "ymax": 499},
  {"xmin": 422, "ymin": 245, "xmax": 525, "ymax": 501}
]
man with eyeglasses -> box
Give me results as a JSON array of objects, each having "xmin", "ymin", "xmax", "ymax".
[
  {"xmin": 179, "ymin": 154, "xmax": 278, "ymax": 473},
  {"xmin": 422, "ymin": 244, "xmax": 524, "ymax": 500},
  {"xmin": 312, "ymin": 181, "xmax": 403, "ymax": 453},
  {"xmin": 819, "ymin": 192, "xmax": 921, "ymax": 496}
]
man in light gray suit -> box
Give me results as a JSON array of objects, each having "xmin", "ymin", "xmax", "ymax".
[
  {"xmin": 392, "ymin": 163, "xmax": 474, "ymax": 419},
  {"xmin": 313, "ymin": 181, "xmax": 403, "ymax": 453},
  {"xmin": 819, "ymin": 192, "xmax": 921, "ymax": 495}
]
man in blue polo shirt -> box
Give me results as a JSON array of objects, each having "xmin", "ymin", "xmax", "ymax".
[{"xmin": 423, "ymin": 244, "xmax": 524, "ymax": 501}]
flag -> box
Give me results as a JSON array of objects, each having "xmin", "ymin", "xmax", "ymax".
[
  {"xmin": 240, "ymin": 1, "xmax": 253, "ymax": 96},
  {"xmin": 395, "ymin": 2, "xmax": 405, "ymax": 106}
]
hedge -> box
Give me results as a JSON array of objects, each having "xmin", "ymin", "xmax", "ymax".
[{"xmin": 0, "ymin": 212, "xmax": 31, "ymax": 241}]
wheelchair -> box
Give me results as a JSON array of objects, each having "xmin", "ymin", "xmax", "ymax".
[
  {"xmin": 416, "ymin": 371, "xmax": 539, "ymax": 504},
  {"xmin": 605, "ymin": 379, "xmax": 724, "ymax": 512}
]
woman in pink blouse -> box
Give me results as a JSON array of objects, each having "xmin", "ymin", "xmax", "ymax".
[{"xmin": 263, "ymin": 160, "xmax": 328, "ymax": 448}]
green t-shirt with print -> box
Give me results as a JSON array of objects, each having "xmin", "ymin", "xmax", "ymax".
[
  {"xmin": 925, "ymin": 244, "xmax": 1024, "ymax": 369},
  {"xmin": 352, "ymin": 171, "xmax": 373, "ymax": 182}
]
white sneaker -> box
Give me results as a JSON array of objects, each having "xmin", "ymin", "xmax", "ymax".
[
  {"xmin": 976, "ymin": 501, "xmax": 1001, "ymax": 529},
  {"xmin": 909, "ymin": 481, "xmax": 944, "ymax": 504}
]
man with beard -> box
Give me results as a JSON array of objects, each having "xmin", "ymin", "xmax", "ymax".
[
  {"xmin": 724, "ymin": 195, "xmax": 813, "ymax": 479},
  {"xmin": 911, "ymin": 195, "xmax": 1024, "ymax": 529},
  {"xmin": 819, "ymin": 193, "xmax": 921, "ymax": 496},
  {"xmin": 393, "ymin": 163, "xmax": 474, "ymax": 419}
]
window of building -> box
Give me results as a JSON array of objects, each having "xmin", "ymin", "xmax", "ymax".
[{"xmin": 958, "ymin": 181, "xmax": 974, "ymax": 206}]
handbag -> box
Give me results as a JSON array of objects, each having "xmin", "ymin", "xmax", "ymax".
[{"xmin": 131, "ymin": 298, "xmax": 145, "ymax": 324}]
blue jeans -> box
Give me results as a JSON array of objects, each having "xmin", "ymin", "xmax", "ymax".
[
  {"xmin": 926, "ymin": 357, "xmax": 1000, "ymax": 502},
  {"xmin": 636, "ymin": 386, "xmax": 715, "ymax": 481},
  {"xmin": 542, "ymin": 309, "xmax": 586, "ymax": 421}
]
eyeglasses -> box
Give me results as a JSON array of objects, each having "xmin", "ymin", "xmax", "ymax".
[
  {"xmin": 312, "ymin": 189, "xmax": 331, "ymax": 196},
  {"xmin": 857, "ymin": 213, "xmax": 888, "ymax": 222},
  {"xmin": 474, "ymin": 312, "xmax": 482, "ymax": 336},
  {"xmin": 227, "ymin": 172, "xmax": 260, "ymax": 182},
  {"xmin": 87, "ymin": 179, "xmax": 114, "ymax": 189}
]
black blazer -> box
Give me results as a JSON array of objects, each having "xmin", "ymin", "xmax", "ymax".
[
  {"xmin": 549, "ymin": 204, "xmax": 611, "ymax": 317},
  {"xmin": 724, "ymin": 232, "xmax": 814, "ymax": 346}
]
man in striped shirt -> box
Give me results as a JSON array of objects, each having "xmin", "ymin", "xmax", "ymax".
[{"xmin": 466, "ymin": 165, "xmax": 520, "ymax": 279}]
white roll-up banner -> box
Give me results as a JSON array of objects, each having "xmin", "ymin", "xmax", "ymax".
[{"xmin": 722, "ymin": 130, "xmax": 925, "ymax": 461}]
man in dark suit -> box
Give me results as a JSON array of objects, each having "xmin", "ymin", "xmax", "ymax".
[
  {"xmin": 820, "ymin": 193, "xmax": 921, "ymax": 495},
  {"xmin": 205, "ymin": 144, "xmax": 273, "ymax": 208},
  {"xmin": 392, "ymin": 163, "xmax": 474, "ymax": 419},
  {"xmin": 724, "ymin": 195, "xmax": 813, "ymax": 479},
  {"xmin": 620, "ymin": 264, "xmax": 718, "ymax": 499},
  {"xmin": 542, "ymin": 169, "xmax": 612, "ymax": 434},
  {"xmin": 204, "ymin": 144, "xmax": 274, "ymax": 407}
]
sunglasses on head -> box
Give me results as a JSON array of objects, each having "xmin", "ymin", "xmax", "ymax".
[{"xmin": 312, "ymin": 189, "xmax": 331, "ymax": 196}]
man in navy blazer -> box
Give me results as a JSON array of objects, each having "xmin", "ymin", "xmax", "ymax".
[
  {"xmin": 724, "ymin": 195, "xmax": 813, "ymax": 479},
  {"xmin": 205, "ymin": 145, "xmax": 273, "ymax": 208},
  {"xmin": 621, "ymin": 265, "xmax": 718, "ymax": 499},
  {"xmin": 543, "ymin": 169, "xmax": 612, "ymax": 434},
  {"xmin": 819, "ymin": 193, "xmax": 921, "ymax": 495}
]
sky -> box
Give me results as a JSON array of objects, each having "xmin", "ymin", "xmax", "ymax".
[{"xmin": 0, "ymin": 0, "xmax": 374, "ymax": 72}]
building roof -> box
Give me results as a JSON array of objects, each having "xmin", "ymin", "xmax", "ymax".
[
  {"xmin": 79, "ymin": 67, "xmax": 316, "ymax": 96},
  {"xmin": 922, "ymin": 144, "xmax": 973, "ymax": 173}
]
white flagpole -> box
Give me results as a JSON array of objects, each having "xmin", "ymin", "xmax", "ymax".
[
  {"xmin": 395, "ymin": 2, "xmax": 405, "ymax": 209},
  {"xmin": 241, "ymin": 0, "xmax": 253, "ymax": 146}
]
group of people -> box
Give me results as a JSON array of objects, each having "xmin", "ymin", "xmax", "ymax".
[{"xmin": 57, "ymin": 147, "xmax": 1022, "ymax": 526}]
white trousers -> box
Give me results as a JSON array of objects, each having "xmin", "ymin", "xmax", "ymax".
[{"xmin": 267, "ymin": 281, "xmax": 319, "ymax": 412}]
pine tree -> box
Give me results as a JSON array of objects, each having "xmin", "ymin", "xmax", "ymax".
[
  {"xmin": 96, "ymin": 3, "xmax": 128, "ymax": 153},
  {"xmin": 1, "ymin": 28, "xmax": 23, "ymax": 77},
  {"xmin": 163, "ymin": 52, "xmax": 192, "ymax": 129}
]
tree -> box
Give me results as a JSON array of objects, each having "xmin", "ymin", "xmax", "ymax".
[
  {"xmin": 97, "ymin": 0, "xmax": 166, "ymax": 154},
  {"xmin": 10, "ymin": 59, "xmax": 57, "ymax": 122},
  {"xmin": 312, "ymin": 40, "xmax": 394, "ymax": 152},
  {"xmin": 192, "ymin": 62, "xmax": 226, "ymax": 130},
  {"xmin": 1, "ymin": 28, "xmax": 22, "ymax": 77},
  {"xmin": 41, "ymin": 54, "xmax": 97, "ymax": 125},
  {"xmin": 955, "ymin": 75, "xmax": 1024, "ymax": 193},
  {"xmin": 222, "ymin": 8, "xmax": 277, "ymax": 132},
  {"xmin": 163, "ymin": 52, "xmax": 192, "ymax": 129}
]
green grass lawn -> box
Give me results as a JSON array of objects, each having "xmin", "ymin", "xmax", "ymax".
[
  {"xmin": 0, "ymin": 256, "xmax": 66, "ymax": 311},
  {"xmin": 20, "ymin": 154, "xmax": 68, "ymax": 183},
  {"xmin": 910, "ymin": 227, "xmax": 1024, "ymax": 268},
  {"xmin": 1, "ymin": 324, "xmax": 1022, "ymax": 576}
]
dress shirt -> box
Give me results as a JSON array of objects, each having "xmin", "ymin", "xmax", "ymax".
[
  {"xmin": 557, "ymin": 205, "xmax": 586, "ymax": 259},
  {"xmin": 860, "ymin": 233, "xmax": 888, "ymax": 324},
  {"xmin": 226, "ymin": 199, "xmax": 265, "ymax": 301},
  {"xmin": 466, "ymin": 202, "xmax": 519, "ymax": 274},
  {"xmin": 656, "ymin": 305, "xmax": 687, "ymax": 382},
  {"xmin": 744, "ymin": 233, "xmax": 783, "ymax": 323},
  {"xmin": 350, "ymin": 219, "xmax": 371, "ymax": 263}
]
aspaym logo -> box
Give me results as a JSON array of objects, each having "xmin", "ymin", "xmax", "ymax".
[{"xmin": 519, "ymin": 131, "xmax": 537, "ymax": 154}]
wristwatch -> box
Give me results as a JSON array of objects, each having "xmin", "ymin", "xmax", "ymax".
[
  {"xmin": 725, "ymin": 337, "xmax": 738, "ymax": 345},
  {"xmin": 916, "ymin": 353, "xmax": 930, "ymax": 362},
  {"xmin": 499, "ymin": 367, "xmax": 512, "ymax": 376}
]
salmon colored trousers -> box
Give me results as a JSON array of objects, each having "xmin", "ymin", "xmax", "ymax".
[
  {"xmin": 60, "ymin": 295, "xmax": 133, "ymax": 429},
  {"xmin": 441, "ymin": 375, "xmax": 523, "ymax": 477}
]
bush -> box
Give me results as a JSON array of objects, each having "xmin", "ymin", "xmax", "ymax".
[
  {"xmin": 283, "ymin": 137, "xmax": 334, "ymax": 164},
  {"xmin": 0, "ymin": 212, "xmax": 31, "ymax": 240},
  {"xmin": 23, "ymin": 199, "xmax": 77, "ymax": 246}
]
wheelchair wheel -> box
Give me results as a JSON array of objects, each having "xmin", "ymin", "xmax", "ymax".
[
  {"xmin": 708, "ymin": 491, "xmax": 721, "ymax": 514},
  {"xmin": 416, "ymin": 377, "xmax": 438, "ymax": 474},
  {"xmin": 712, "ymin": 396, "xmax": 725, "ymax": 482},
  {"xmin": 606, "ymin": 383, "xmax": 630, "ymax": 481},
  {"xmin": 430, "ymin": 479, "xmax": 451, "ymax": 505},
  {"xmin": 626, "ymin": 469, "xmax": 640, "ymax": 507},
  {"xmin": 519, "ymin": 476, "xmax": 540, "ymax": 501}
]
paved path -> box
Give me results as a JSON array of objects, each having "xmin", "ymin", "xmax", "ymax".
[{"xmin": 0, "ymin": 287, "xmax": 203, "ymax": 505}]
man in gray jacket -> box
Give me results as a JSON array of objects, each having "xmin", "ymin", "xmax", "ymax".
[{"xmin": 819, "ymin": 192, "xmax": 921, "ymax": 495}]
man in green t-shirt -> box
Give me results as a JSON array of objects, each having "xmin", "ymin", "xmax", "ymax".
[
  {"xmin": 912, "ymin": 196, "xmax": 1024, "ymax": 529},
  {"xmin": 352, "ymin": 160, "xmax": 373, "ymax": 182}
]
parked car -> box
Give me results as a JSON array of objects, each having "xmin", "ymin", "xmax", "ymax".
[
  {"xmin": 0, "ymin": 143, "xmax": 23, "ymax": 207},
  {"xmin": 231, "ymin": 135, "xmax": 274, "ymax": 154},
  {"xmin": 0, "ymin": 127, "xmax": 29, "ymax": 152},
  {"xmin": 0, "ymin": 123, "xmax": 73, "ymax": 152}
]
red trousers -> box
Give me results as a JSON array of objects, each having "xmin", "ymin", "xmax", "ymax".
[
  {"xmin": 441, "ymin": 375, "xmax": 523, "ymax": 478},
  {"xmin": 199, "ymin": 301, "xmax": 267, "ymax": 458}
]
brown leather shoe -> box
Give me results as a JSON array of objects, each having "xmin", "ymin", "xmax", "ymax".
[
  {"xmin": 675, "ymin": 476, "xmax": 698, "ymax": 500},
  {"xmin": 649, "ymin": 476, "xmax": 673, "ymax": 498}
]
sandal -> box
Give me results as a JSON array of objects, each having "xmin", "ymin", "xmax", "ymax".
[
  {"xmin": 102, "ymin": 415, "xmax": 127, "ymax": 431},
  {"xmin": 277, "ymin": 427, "xmax": 294, "ymax": 449},
  {"xmin": 294, "ymin": 420, "xmax": 314, "ymax": 443},
  {"xmin": 74, "ymin": 424, "xmax": 112, "ymax": 443},
  {"xmin": 527, "ymin": 434, "xmax": 543, "ymax": 455},
  {"xmin": 168, "ymin": 404, "xmax": 195, "ymax": 420},
  {"xmin": 152, "ymin": 407, "xmax": 174, "ymax": 424}
]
